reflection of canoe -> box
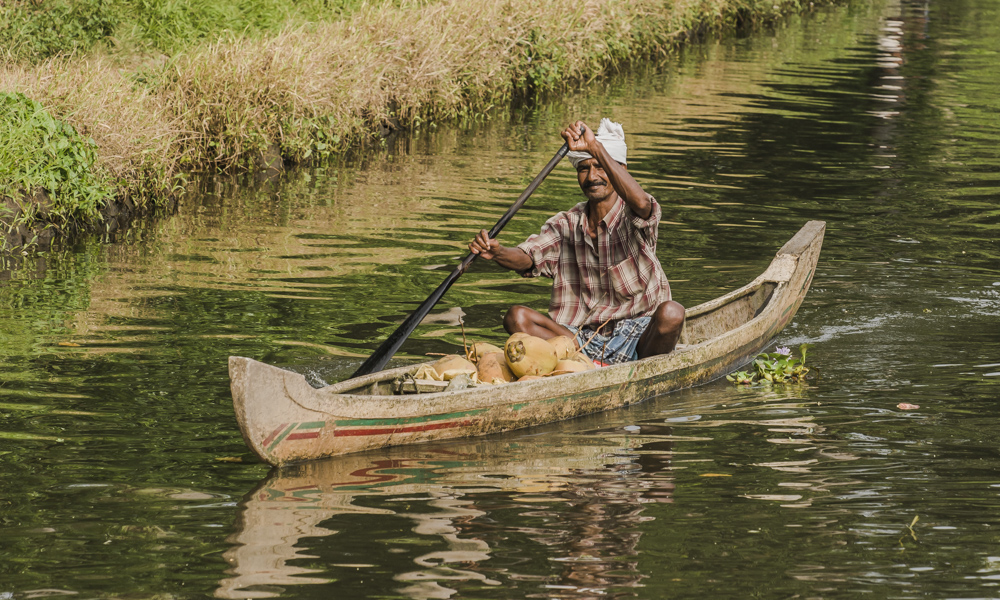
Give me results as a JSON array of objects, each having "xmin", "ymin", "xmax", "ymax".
[
  {"xmin": 229, "ymin": 221, "xmax": 825, "ymax": 466},
  {"xmin": 216, "ymin": 438, "xmax": 657, "ymax": 599}
]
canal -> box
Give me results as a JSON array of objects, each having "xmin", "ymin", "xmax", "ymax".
[{"xmin": 2, "ymin": 0, "xmax": 999, "ymax": 597}]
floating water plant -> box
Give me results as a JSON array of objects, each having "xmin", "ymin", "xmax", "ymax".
[
  {"xmin": 727, "ymin": 370, "xmax": 756, "ymax": 385},
  {"xmin": 727, "ymin": 344, "xmax": 811, "ymax": 385}
]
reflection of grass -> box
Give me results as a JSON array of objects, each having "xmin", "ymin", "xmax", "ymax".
[
  {"xmin": 276, "ymin": 339, "xmax": 367, "ymax": 358},
  {"xmin": 0, "ymin": 402, "xmax": 97, "ymax": 416},
  {"xmin": 0, "ymin": 431, "xmax": 65, "ymax": 441}
]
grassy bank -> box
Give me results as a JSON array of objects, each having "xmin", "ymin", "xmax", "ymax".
[{"xmin": 1, "ymin": 0, "xmax": 824, "ymax": 248}]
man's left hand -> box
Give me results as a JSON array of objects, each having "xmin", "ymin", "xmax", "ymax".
[{"xmin": 561, "ymin": 121, "xmax": 596, "ymax": 154}]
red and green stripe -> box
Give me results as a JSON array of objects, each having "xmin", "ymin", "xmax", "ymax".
[
  {"xmin": 264, "ymin": 421, "xmax": 326, "ymax": 452},
  {"xmin": 263, "ymin": 408, "xmax": 493, "ymax": 452},
  {"xmin": 332, "ymin": 408, "xmax": 489, "ymax": 437}
]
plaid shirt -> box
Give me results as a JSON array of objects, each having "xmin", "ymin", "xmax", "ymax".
[{"xmin": 516, "ymin": 196, "xmax": 670, "ymax": 329}]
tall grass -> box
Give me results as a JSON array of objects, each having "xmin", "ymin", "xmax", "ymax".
[
  {"xmin": 0, "ymin": 0, "xmax": 376, "ymax": 62},
  {"xmin": 0, "ymin": 0, "xmax": 823, "ymax": 234}
]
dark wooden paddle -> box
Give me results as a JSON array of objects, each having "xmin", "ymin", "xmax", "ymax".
[{"xmin": 350, "ymin": 135, "xmax": 577, "ymax": 379}]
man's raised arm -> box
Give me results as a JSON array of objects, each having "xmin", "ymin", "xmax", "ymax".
[{"xmin": 561, "ymin": 120, "xmax": 652, "ymax": 219}]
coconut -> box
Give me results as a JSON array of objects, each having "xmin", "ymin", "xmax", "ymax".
[
  {"xmin": 504, "ymin": 333, "xmax": 558, "ymax": 378},
  {"xmin": 548, "ymin": 359, "xmax": 591, "ymax": 376},
  {"xmin": 431, "ymin": 355, "xmax": 477, "ymax": 381},
  {"xmin": 476, "ymin": 352, "xmax": 514, "ymax": 384},
  {"xmin": 506, "ymin": 332, "xmax": 531, "ymax": 346},
  {"xmin": 466, "ymin": 342, "xmax": 503, "ymax": 364},
  {"xmin": 566, "ymin": 351, "xmax": 596, "ymax": 370},
  {"xmin": 546, "ymin": 335, "xmax": 577, "ymax": 360}
]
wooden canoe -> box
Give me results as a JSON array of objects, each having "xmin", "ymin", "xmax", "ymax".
[{"xmin": 229, "ymin": 220, "xmax": 825, "ymax": 466}]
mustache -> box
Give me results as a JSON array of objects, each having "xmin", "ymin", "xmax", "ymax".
[{"xmin": 584, "ymin": 179, "xmax": 608, "ymax": 189}]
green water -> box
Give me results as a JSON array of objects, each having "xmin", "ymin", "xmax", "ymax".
[{"xmin": 3, "ymin": 0, "xmax": 1000, "ymax": 597}]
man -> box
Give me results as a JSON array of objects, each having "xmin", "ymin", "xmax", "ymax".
[{"xmin": 468, "ymin": 118, "xmax": 685, "ymax": 365}]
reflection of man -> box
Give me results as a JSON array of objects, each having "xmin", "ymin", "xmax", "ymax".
[{"xmin": 469, "ymin": 119, "xmax": 685, "ymax": 365}]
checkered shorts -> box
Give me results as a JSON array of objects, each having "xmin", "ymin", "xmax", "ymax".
[{"xmin": 563, "ymin": 317, "xmax": 651, "ymax": 366}]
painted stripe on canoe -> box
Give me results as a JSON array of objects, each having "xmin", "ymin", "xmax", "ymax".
[
  {"xmin": 285, "ymin": 421, "xmax": 325, "ymax": 441},
  {"xmin": 266, "ymin": 413, "xmax": 483, "ymax": 452},
  {"xmin": 268, "ymin": 425, "xmax": 298, "ymax": 451},
  {"xmin": 262, "ymin": 423, "xmax": 289, "ymax": 449},
  {"xmin": 267, "ymin": 421, "xmax": 326, "ymax": 451},
  {"xmin": 801, "ymin": 268, "xmax": 814, "ymax": 291},
  {"xmin": 333, "ymin": 419, "xmax": 475, "ymax": 437},
  {"xmin": 334, "ymin": 408, "xmax": 489, "ymax": 427}
]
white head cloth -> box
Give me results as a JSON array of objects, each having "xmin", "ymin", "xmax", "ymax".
[{"xmin": 566, "ymin": 118, "xmax": 628, "ymax": 169}]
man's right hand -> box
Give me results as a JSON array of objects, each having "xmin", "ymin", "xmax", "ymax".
[
  {"xmin": 469, "ymin": 229, "xmax": 500, "ymax": 260},
  {"xmin": 470, "ymin": 229, "xmax": 533, "ymax": 272}
]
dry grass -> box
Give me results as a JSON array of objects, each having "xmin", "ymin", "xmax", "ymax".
[{"xmin": 0, "ymin": 0, "xmax": 814, "ymax": 219}]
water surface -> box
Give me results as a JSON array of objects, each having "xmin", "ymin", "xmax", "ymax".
[{"xmin": 2, "ymin": 0, "xmax": 1000, "ymax": 597}]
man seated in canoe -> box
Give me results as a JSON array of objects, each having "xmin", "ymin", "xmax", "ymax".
[{"xmin": 468, "ymin": 118, "xmax": 685, "ymax": 365}]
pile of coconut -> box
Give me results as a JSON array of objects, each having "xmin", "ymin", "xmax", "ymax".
[{"xmin": 412, "ymin": 333, "xmax": 596, "ymax": 388}]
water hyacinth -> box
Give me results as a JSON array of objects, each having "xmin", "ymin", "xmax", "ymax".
[{"xmin": 727, "ymin": 344, "xmax": 811, "ymax": 385}]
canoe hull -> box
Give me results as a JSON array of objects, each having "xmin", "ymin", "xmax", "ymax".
[{"xmin": 230, "ymin": 221, "xmax": 824, "ymax": 465}]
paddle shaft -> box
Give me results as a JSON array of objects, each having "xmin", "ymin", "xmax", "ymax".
[{"xmin": 350, "ymin": 141, "xmax": 572, "ymax": 378}]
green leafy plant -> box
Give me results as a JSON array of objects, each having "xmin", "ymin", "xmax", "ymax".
[
  {"xmin": 727, "ymin": 344, "xmax": 811, "ymax": 385},
  {"xmin": 726, "ymin": 370, "xmax": 756, "ymax": 385},
  {"xmin": 0, "ymin": 92, "xmax": 114, "ymax": 225}
]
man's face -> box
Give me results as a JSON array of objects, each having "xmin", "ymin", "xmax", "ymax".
[{"xmin": 576, "ymin": 158, "xmax": 620, "ymax": 202}]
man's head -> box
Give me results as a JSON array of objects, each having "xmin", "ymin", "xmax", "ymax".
[
  {"xmin": 575, "ymin": 157, "xmax": 626, "ymax": 202},
  {"xmin": 567, "ymin": 118, "xmax": 628, "ymax": 202},
  {"xmin": 566, "ymin": 118, "xmax": 627, "ymax": 168}
]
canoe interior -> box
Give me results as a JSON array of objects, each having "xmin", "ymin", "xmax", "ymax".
[
  {"xmin": 681, "ymin": 281, "xmax": 777, "ymax": 345},
  {"xmin": 339, "ymin": 279, "xmax": 779, "ymax": 397}
]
